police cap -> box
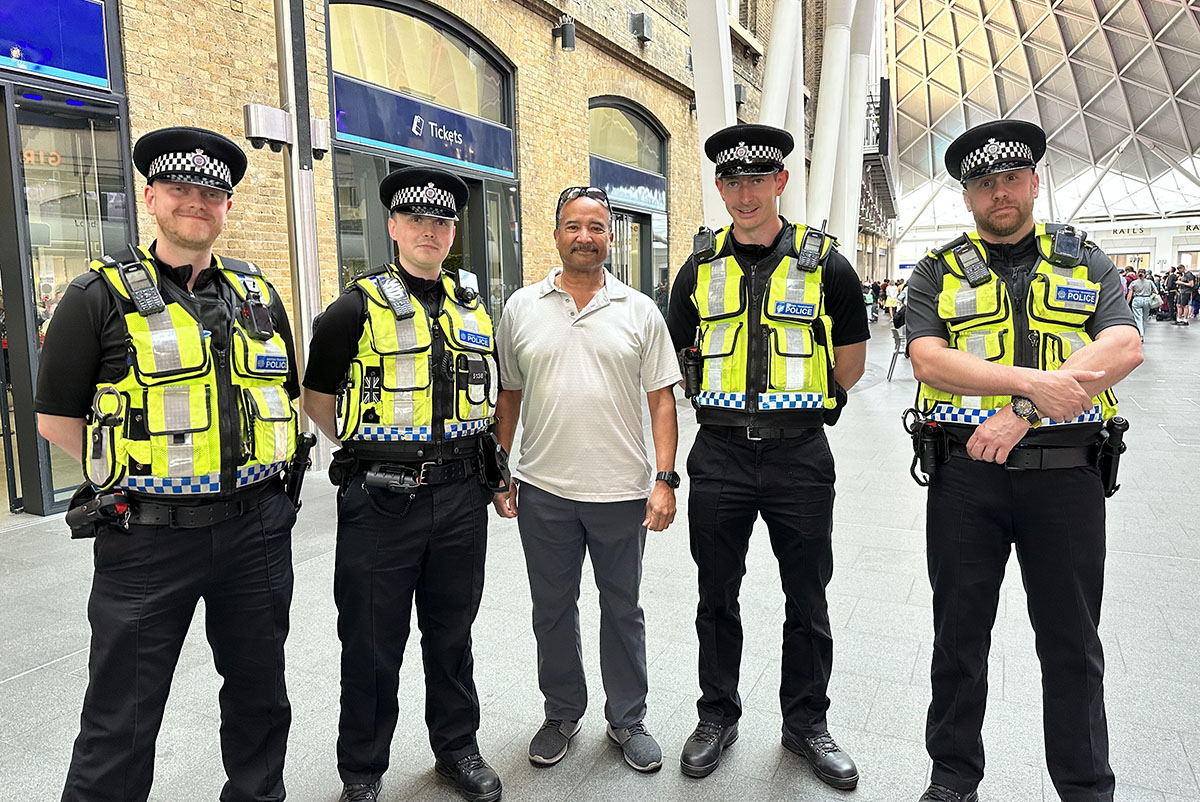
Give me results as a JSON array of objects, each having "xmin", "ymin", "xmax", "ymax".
[
  {"xmin": 133, "ymin": 126, "xmax": 247, "ymax": 195},
  {"xmin": 379, "ymin": 167, "xmax": 469, "ymax": 220},
  {"xmin": 704, "ymin": 124, "xmax": 794, "ymax": 178},
  {"xmin": 944, "ymin": 120, "xmax": 1046, "ymax": 183}
]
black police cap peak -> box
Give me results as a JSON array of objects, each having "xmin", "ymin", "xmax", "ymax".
[
  {"xmin": 705, "ymin": 124, "xmax": 794, "ymax": 176},
  {"xmin": 133, "ymin": 126, "xmax": 248, "ymax": 193},
  {"xmin": 379, "ymin": 166, "xmax": 470, "ymax": 219},
  {"xmin": 944, "ymin": 119, "xmax": 1046, "ymax": 183}
]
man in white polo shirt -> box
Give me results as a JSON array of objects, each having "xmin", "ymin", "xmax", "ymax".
[{"xmin": 492, "ymin": 186, "xmax": 681, "ymax": 774}]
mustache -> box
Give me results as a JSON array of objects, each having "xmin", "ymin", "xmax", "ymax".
[{"xmin": 571, "ymin": 245, "xmax": 599, "ymax": 253}]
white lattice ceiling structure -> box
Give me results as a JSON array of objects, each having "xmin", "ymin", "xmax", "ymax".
[{"xmin": 890, "ymin": 0, "xmax": 1200, "ymax": 232}]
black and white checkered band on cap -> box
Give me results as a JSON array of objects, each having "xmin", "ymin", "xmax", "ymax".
[
  {"xmin": 715, "ymin": 141, "xmax": 785, "ymax": 168},
  {"xmin": 390, "ymin": 182, "xmax": 458, "ymax": 217},
  {"xmin": 959, "ymin": 138, "xmax": 1035, "ymax": 180},
  {"xmin": 147, "ymin": 149, "xmax": 234, "ymax": 192}
]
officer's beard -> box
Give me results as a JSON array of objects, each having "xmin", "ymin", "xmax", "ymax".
[{"xmin": 974, "ymin": 198, "xmax": 1034, "ymax": 241}]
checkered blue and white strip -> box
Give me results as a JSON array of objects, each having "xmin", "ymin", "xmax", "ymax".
[
  {"xmin": 715, "ymin": 142, "xmax": 784, "ymax": 166},
  {"xmin": 959, "ymin": 139, "xmax": 1034, "ymax": 178},
  {"xmin": 757, "ymin": 392, "xmax": 825, "ymax": 410},
  {"xmin": 352, "ymin": 425, "xmax": 433, "ymax": 442},
  {"xmin": 695, "ymin": 391, "xmax": 747, "ymax": 409},
  {"xmin": 929, "ymin": 404, "xmax": 1104, "ymax": 426},
  {"xmin": 236, "ymin": 461, "xmax": 287, "ymax": 487},
  {"xmin": 121, "ymin": 473, "xmax": 221, "ymax": 495},
  {"xmin": 446, "ymin": 420, "xmax": 490, "ymax": 439},
  {"xmin": 148, "ymin": 150, "xmax": 233, "ymax": 189},
  {"xmin": 391, "ymin": 183, "xmax": 456, "ymax": 213}
]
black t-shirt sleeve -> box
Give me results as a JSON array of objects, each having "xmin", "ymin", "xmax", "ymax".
[
  {"xmin": 302, "ymin": 289, "xmax": 365, "ymax": 394},
  {"xmin": 1084, "ymin": 247, "xmax": 1136, "ymax": 336},
  {"xmin": 666, "ymin": 258, "xmax": 700, "ymax": 352},
  {"xmin": 823, "ymin": 249, "xmax": 871, "ymax": 347},
  {"xmin": 34, "ymin": 276, "xmax": 125, "ymax": 418},
  {"xmin": 267, "ymin": 288, "xmax": 301, "ymax": 400},
  {"xmin": 903, "ymin": 257, "xmax": 948, "ymax": 343}
]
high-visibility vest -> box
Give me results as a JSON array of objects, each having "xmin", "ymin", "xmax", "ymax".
[
  {"xmin": 84, "ymin": 247, "xmax": 297, "ymax": 495},
  {"xmin": 916, "ymin": 223, "xmax": 1118, "ymax": 426},
  {"xmin": 691, "ymin": 223, "xmax": 838, "ymax": 419},
  {"xmin": 335, "ymin": 264, "xmax": 497, "ymax": 443}
]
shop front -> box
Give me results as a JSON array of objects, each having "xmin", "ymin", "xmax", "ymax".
[
  {"xmin": 329, "ymin": 2, "xmax": 521, "ymax": 315},
  {"xmin": 0, "ymin": 0, "xmax": 134, "ymax": 514}
]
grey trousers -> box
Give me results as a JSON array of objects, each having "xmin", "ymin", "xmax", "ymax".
[{"xmin": 517, "ymin": 481, "xmax": 649, "ymax": 729}]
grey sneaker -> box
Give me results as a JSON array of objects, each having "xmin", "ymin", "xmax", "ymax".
[
  {"xmin": 607, "ymin": 720, "xmax": 663, "ymax": 772},
  {"xmin": 528, "ymin": 717, "xmax": 581, "ymax": 766}
]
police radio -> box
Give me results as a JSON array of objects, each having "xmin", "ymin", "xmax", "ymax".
[
  {"xmin": 952, "ymin": 243, "xmax": 992, "ymax": 287},
  {"xmin": 118, "ymin": 261, "xmax": 166, "ymax": 316},
  {"xmin": 377, "ymin": 275, "xmax": 416, "ymax": 320},
  {"xmin": 796, "ymin": 219, "xmax": 827, "ymax": 272},
  {"xmin": 1048, "ymin": 225, "xmax": 1085, "ymax": 267}
]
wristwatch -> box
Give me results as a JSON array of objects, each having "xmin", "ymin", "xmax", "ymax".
[
  {"xmin": 1010, "ymin": 395, "xmax": 1042, "ymax": 428},
  {"xmin": 656, "ymin": 471, "xmax": 681, "ymax": 489}
]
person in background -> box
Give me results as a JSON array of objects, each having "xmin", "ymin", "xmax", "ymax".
[{"xmin": 1126, "ymin": 269, "xmax": 1155, "ymax": 340}]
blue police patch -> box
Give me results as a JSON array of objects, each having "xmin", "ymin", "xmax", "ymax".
[
  {"xmin": 774, "ymin": 301, "xmax": 816, "ymax": 318},
  {"xmin": 460, "ymin": 330, "xmax": 491, "ymax": 349},
  {"xmin": 255, "ymin": 354, "xmax": 289, "ymax": 373},
  {"xmin": 1054, "ymin": 286, "xmax": 1097, "ymax": 306}
]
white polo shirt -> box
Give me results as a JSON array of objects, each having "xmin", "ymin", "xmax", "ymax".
[{"xmin": 496, "ymin": 267, "xmax": 681, "ymax": 503}]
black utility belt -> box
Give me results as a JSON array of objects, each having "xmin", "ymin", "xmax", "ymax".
[
  {"xmin": 126, "ymin": 477, "xmax": 283, "ymax": 528},
  {"xmin": 704, "ymin": 424, "xmax": 820, "ymax": 441},
  {"xmin": 344, "ymin": 436, "xmax": 484, "ymax": 462},
  {"xmin": 362, "ymin": 457, "xmax": 478, "ymax": 492},
  {"xmin": 948, "ymin": 441, "xmax": 1101, "ymax": 471}
]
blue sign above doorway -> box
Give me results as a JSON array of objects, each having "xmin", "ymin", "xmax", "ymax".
[
  {"xmin": 0, "ymin": 0, "xmax": 109, "ymax": 89},
  {"xmin": 333, "ymin": 74, "xmax": 515, "ymax": 179}
]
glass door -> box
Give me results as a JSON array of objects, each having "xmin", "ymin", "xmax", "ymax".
[{"xmin": 0, "ymin": 87, "xmax": 132, "ymax": 513}]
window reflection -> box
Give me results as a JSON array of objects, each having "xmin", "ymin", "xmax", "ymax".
[{"xmin": 330, "ymin": 4, "xmax": 505, "ymax": 124}]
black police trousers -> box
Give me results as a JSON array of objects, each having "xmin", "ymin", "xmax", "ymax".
[
  {"xmin": 61, "ymin": 487, "xmax": 295, "ymax": 802},
  {"xmin": 686, "ymin": 425, "xmax": 836, "ymax": 736},
  {"xmin": 333, "ymin": 471, "xmax": 490, "ymax": 784},
  {"xmin": 926, "ymin": 454, "xmax": 1114, "ymax": 802}
]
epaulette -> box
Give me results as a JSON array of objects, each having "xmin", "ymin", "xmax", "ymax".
[
  {"xmin": 928, "ymin": 234, "xmax": 968, "ymax": 258},
  {"xmin": 69, "ymin": 271, "xmax": 105, "ymax": 290},
  {"xmin": 359, "ymin": 264, "xmax": 390, "ymax": 279},
  {"xmin": 220, "ymin": 257, "xmax": 263, "ymax": 276}
]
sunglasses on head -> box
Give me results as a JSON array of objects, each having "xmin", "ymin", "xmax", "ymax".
[{"xmin": 556, "ymin": 186, "xmax": 610, "ymax": 217}]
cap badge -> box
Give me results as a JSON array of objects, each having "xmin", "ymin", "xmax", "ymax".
[
  {"xmin": 984, "ymin": 138, "xmax": 1000, "ymax": 156},
  {"xmin": 191, "ymin": 149, "xmax": 208, "ymax": 167},
  {"xmin": 734, "ymin": 142, "xmax": 749, "ymax": 161},
  {"xmin": 424, "ymin": 182, "xmax": 439, "ymax": 200}
]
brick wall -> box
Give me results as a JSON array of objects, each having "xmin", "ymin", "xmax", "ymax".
[
  {"xmin": 116, "ymin": 0, "xmax": 827, "ymax": 303},
  {"xmin": 117, "ymin": 0, "xmax": 338, "ymax": 311}
]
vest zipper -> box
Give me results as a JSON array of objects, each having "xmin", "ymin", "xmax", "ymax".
[
  {"xmin": 747, "ymin": 262, "xmax": 761, "ymax": 417},
  {"xmin": 431, "ymin": 311, "xmax": 447, "ymax": 449},
  {"xmin": 215, "ymin": 345, "xmax": 238, "ymax": 494}
]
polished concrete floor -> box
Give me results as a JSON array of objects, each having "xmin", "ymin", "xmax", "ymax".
[{"xmin": 1, "ymin": 313, "xmax": 1197, "ymax": 802}]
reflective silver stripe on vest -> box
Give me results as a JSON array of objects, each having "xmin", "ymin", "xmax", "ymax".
[
  {"xmin": 463, "ymin": 353, "xmax": 486, "ymax": 420},
  {"xmin": 953, "ymin": 289, "xmax": 979, "ymax": 319},
  {"xmin": 962, "ymin": 332, "xmax": 990, "ymax": 359},
  {"xmin": 1059, "ymin": 331, "xmax": 1087, "ymax": 354},
  {"xmin": 257, "ymin": 389, "xmax": 291, "ymax": 463},
  {"xmin": 707, "ymin": 259, "xmax": 729, "ymax": 316},
  {"xmin": 89, "ymin": 427, "xmax": 114, "ymax": 486},
  {"xmin": 704, "ymin": 322, "xmax": 729, "ymax": 392},
  {"xmin": 162, "ymin": 386, "xmax": 194, "ymax": 477},
  {"xmin": 1050, "ymin": 263, "xmax": 1076, "ymax": 278},
  {"xmin": 783, "ymin": 262, "xmax": 809, "ymax": 304},
  {"xmin": 392, "ymin": 356, "xmax": 416, "ymax": 425},
  {"xmin": 146, "ymin": 310, "xmax": 184, "ymax": 373},
  {"xmin": 391, "ymin": 311, "xmax": 420, "ymax": 352},
  {"xmin": 781, "ymin": 328, "xmax": 809, "ymax": 389}
]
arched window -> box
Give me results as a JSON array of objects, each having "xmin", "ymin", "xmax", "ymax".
[{"xmin": 588, "ymin": 98, "xmax": 668, "ymax": 310}]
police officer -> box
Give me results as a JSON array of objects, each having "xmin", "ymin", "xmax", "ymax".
[
  {"xmin": 905, "ymin": 120, "xmax": 1143, "ymax": 802},
  {"xmin": 36, "ymin": 126, "xmax": 300, "ymax": 802},
  {"xmin": 302, "ymin": 167, "xmax": 503, "ymax": 802},
  {"xmin": 666, "ymin": 124, "xmax": 869, "ymax": 788}
]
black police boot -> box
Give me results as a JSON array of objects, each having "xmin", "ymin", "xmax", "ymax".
[
  {"xmin": 434, "ymin": 753, "xmax": 502, "ymax": 802},
  {"xmin": 337, "ymin": 780, "xmax": 381, "ymax": 802},
  {"xmin": 782, "ymin": 728, "xmax": 859, "ymax": 790},
  {"xmin": 679, "ymin": 721, "xmax": 738, "ymax": 778},
  {"xmin": 918, "ymin": 783, "xmax": 979, "ymax": 802}
]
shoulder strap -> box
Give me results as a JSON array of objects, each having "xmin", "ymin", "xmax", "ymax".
[{"xmin": 928, "ymin": 233, "xmax": 969, "ymax": 259}]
